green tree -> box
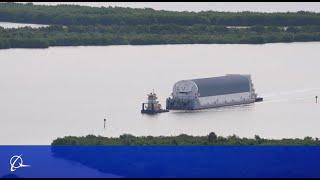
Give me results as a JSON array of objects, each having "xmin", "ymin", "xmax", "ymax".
[{"xmin": 208, "ymin": 132, "xmax": 218, "ymax": 143}]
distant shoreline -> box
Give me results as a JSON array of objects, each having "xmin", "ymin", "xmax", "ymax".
[{"xmin": 1, "ymin": 3, "xmax": 320, "ymax": 49}]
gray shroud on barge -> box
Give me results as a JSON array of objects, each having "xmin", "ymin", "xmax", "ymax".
[{"xmin": 166, "ymin": 74, "xmax": 263, "ymax": 110}]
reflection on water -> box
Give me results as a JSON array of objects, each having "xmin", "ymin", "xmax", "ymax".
[{"xmin": 0, "ymin": 43, "xmax": 320, "ymax": 144}]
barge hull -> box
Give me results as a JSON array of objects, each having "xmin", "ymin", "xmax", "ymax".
[{"xmin": 167, "ymin": 98, "xmax": 256, "ymax": 110}]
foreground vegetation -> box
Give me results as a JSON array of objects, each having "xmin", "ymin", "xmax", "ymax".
[
  {"xmin": 51, "ymin": 132, "xmax": 320, "ymax": 145},
  {"xmin": 1, "ymin": 3, "xmax": 320, "ymax": 49}
]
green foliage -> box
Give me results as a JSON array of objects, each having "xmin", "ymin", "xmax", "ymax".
[
  {"xmin": 1, "ymin": 3, "xmax": 320, "ymax": 26},
  {"xmin": 0, "ymin": 3, "xmax": 320, "ymax": 49},
  {"xmin": 51, "ymin": 132, "xmax": 320, "ymax": 146},
  {"xmin": 1, "ymin": 24, "xmax": 320, "ymax": 49},
  {"xmin": 208, "ymin": 132, "xmax": 217, "ymax": 143}
]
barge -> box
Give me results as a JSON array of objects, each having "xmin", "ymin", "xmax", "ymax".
[{"xmin": 166, "ymin": 74, "xmax": 263, "ymax": 110}]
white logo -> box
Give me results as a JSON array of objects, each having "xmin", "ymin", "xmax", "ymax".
[{"xmin": 9, "ymin": 154, "xmax": 30, "ymax": 172}]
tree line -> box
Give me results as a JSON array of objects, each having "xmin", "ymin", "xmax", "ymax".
[
  {"xmin": 51, "ymin": 132, "xmax": 320, "ymax": 145},
  {"xmin": 1, "ymin": 24, "xmax": 320, "ymax": 49},
  {"xmin": 1, "ymin": 3, "xmax": 320, "ymax": 26},
  {"xmin": 1, "ymin": 3, "xmax": 320, "ymax": 49}
]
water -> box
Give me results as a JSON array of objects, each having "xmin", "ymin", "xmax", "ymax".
[
  {"xmin": 24, "ymin": 2, "xmax": 320, "ymax": 13},
  {"xmin": 0, "ymin": 22, "xmax": 49, "ymax": 29},
  {"xmin": 0, "ymin": 42, "xmax": 320, "ymax": 145}
]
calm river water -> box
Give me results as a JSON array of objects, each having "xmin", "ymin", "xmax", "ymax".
[
  {"xmin": 0, "ymin": 22, "xmax": 48, "ymax": 29},
  {"xmin": 1, "ymin": 43, "xmax": 320, "ymax": 144}
]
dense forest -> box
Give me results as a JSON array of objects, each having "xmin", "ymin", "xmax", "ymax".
[
  {"xmin": 1, "ymin": 2, "xmax": 320, "ymax": 49},
  {"xmin": 51, "ymin": 132, "xmax": 320, "ymax": 145},
  {"xmin": 1, "ymin": 3, "xmax": 320, "ymax": 26},
  {"xmin": 1, "ymin": 24, "xmax": 320, "ymax": 49}
]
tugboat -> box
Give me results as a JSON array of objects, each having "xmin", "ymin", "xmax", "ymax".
[{"xmin": 141, "ymin": 91, "xmax": 169, "ymax": 114}]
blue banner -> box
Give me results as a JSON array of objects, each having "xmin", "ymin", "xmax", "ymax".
[{"xmin": 1, "ymin": 146, "xmax": 320, "ymax": 178}]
